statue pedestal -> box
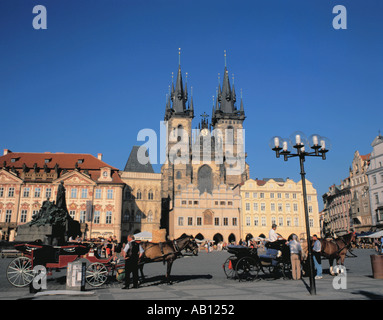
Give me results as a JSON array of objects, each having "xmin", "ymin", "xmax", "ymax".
[{"xmin": 15, "ymin": 224, "xmax": 64, "ymax": 245}]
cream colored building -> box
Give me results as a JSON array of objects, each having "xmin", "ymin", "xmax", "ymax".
[
  {"xmin": 240, "ymin": 178, "xmax": 320, "ymax": 240},
  {"xmin": 120, "ymin": 146, "xmax": 162, "ymax": 241},
  {"xmin": 170, "ymin": 184, "xmax": 241, "ymax": 243}
]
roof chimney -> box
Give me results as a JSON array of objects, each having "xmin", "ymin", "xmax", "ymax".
[
  {"xmin": 97, "ymin": 153, "xmax": 103, "ymax": 161},
  {"xmin": 3, "ymin": 149, "xmax": 11, "ymax": 155}
]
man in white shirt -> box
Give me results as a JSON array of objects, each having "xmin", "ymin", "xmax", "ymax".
[
  {"xmin": 268, "ymin": 224, "xmax": 279, "ymax": 242},
  {"xmin": 122, "ymin": 234, "xmax": 144, "ymax": 289}
]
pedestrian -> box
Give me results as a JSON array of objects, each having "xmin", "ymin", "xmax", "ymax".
[
  {"xmin": 287, "ymin": 234, "xmax": 302, "ymax": 280},
  {"xmin": 312, "ymin": 234, "xmax": 322, "ymax": 279},
  {"xmin": 122, "ymin": 234, "xmax": 144, "ymax": 289}
]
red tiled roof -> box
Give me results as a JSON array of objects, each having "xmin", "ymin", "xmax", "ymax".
[
  {"xmin": 0, "ymin": 152, "xmax": 124, "ymax": 184},
  {"xmin": 0, "ymin": 152, "xmax": 117, "ymax": 170}
]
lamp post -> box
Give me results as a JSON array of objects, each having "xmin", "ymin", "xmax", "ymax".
[{"xmin": 270, "ymin": 132, "xmax": 331, "ymax": 296}]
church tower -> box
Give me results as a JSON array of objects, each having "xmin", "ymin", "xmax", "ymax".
[
  {"xmin": 161, "ymin": 50, "xmax": 194, "ymax": 202},
  {"xmin": 211, "ymin": 51, "xmax": 248, "ymax": 187}
]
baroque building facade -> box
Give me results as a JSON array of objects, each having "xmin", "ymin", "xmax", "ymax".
[
  {"xmin": 366, "ymin": 133, "xmax": 383, "ymax": 229},
  {"xmin": 240, "ymin": 178, "xmax": 321, "ymax": 240},
  {"xmin": 0, "ymin": 150, "xmax": 125, "ymax": 241},
  {"xmin": 349, "ymin": 151, "xmax": 371, "ymax": 232}
]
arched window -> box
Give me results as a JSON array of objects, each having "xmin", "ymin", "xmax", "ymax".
[
  {"xmin": 197, "ymin": 165, "xmax": 213, "ymax": 194},
  {"xmin": 136, "ymin": 190, "xmax": 142, "ymax": 200},
  {"xmin": 148, "ymin": 190, "xmax": 154, "ymax": 200},
  {"xmin": 136, "ymin": 212, "xmax": 141, "ymax": 222},
  {"xmin": 176, "ymin": 171, "xmax": 182, "ymax": 179},
  {"xmin": 177, "ymin": 124, "xmax": 184, "ymax": 142},
  {"xmin": 147, "ymin": 211, "xmax": 153, "ymax": 223}
]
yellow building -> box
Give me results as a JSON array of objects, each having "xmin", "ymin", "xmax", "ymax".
[{"xmin": 240, "ymin": 178, "xmax": 320, "ymax": 240}]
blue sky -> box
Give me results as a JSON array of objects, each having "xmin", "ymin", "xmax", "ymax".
[{"xmin": 1, "ymin": 0, "xmax": 383, "ymax": 210}]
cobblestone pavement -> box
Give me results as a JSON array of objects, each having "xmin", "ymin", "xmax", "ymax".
[{"xmin": 1, "ymin": 248, "xmax": 383, "ymax": 301}]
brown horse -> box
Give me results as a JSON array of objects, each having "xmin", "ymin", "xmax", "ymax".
[
  {"xmin": 140, "ymin": 235, "xmax": 198, "ymax": 283},
  {"xmin": 318, "ymin": 232, "xmax": 357, "ymax": 275}
]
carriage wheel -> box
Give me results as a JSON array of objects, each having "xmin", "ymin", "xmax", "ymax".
[
  {"xmin": 86, "ymin": 262, "xmax": 108, "ymax": 287},
  {"xmin": 7, "ymin": 257, "xmax": 34, "ymax": 287},
  {"xmin": 223, "ymin": 257, "xmax": 237, "ymax": 279},
  {"xmin": 235, "ymin": 257, "xmax": 260, "ymax": 282}
]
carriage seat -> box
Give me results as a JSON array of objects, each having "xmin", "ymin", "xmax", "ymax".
[{"xmin": 259, "ymin": 248, "xmax": 280, "ymax": 266}]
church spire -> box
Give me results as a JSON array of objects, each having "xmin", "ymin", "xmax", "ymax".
[
  {"xmin": 165, "ymin": 49, "xmax": 194, "ymax": 120},
  {"xmin": 211, "ymin": 51, "xmax": 246, "ymax": 126}
]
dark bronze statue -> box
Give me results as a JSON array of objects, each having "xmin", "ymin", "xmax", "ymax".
[{"xmin": 18, "ymin": 182, "xmax": 82, "ymax": 245}]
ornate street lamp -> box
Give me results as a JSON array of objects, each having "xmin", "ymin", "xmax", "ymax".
[{"xmin": 269, "ymin": 131, "xmax": 331, "ymax": 295}]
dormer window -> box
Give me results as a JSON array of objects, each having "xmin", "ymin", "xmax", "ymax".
[
  {"xmin": 78, "ymin": 159, "xmax": 84, "ymax": 164},
  {"xmin": 44, "ymin": 158, "xmax": 51, "ymax": 164}
]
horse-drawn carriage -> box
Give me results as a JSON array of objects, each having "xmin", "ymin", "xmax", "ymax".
[
  {"xmin": 7, "ymin": 235, "xmax": 199, "ymax": 288},
  {"xmin": 223, "ymin": 240, "xmax": 291, "ymax": 281},
  {"xmin": 6, "ymin": 241, "xmax": 124, "ymax": 288}
]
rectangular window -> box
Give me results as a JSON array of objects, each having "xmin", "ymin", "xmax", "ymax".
[
  {"xmin": 197, "ymin": 217, "xmax": 202, "ymax": 226},
  {"xmin": 270, "ymin": 193, "xmax": 274, "ymax": 199},
  {"xmin": 293, "ymin": 203, "xmax": 298, "ymax": 212},
  {"xmin": 71, "ymin": 188, "xmax": 77, "ymax": 198},
  {"xmin": 278, "ymin": 203, "xmax": 283, "ymax": 212},
  {"xmin": 20, "ymin": 210, "xmax": 28, "ymax": 223},
  {"xmin": 293, "ymin": 193, "xmax": 297, "ymax": 199},
  {"xmin": 232, "ymin": 217, "xmax": 237, "ymax": 226},
  {"xmin": 8, "ymin": 187, "xmax": 15, "ymax": 197},
  {"xmin": 45, "ymin": 188, "xmax": 52, "ymax": 199},
  {"xmin": 261, "ymin": 216, "xmax": 266, "ymax": 227},
  {"xmin": 253, "ymin": 203, "xmax": 258, "ymax": 211},
  {"xmin": 178, "ymin": 217, "xmax": 184, "ymax": 226},
  {"xmin": 34, "ymin": 188, "xmax": 40, "ymax": 198},
  {"xmin": 278, "ymin": 216, "xmax": 283, "ymax": 226},
  {"xmin": 23, "ymin": 187, "xmax": 30, "ymax": 198},
  {"xmin": 287, "ymin": 217, "xmax": 291, "ymax": 227},
  {"xmin": 286, "ymin": 203, "xmax": 291, "ymax": 212},
  {"xmin": 93, "ymin": 211, "xmax": 100, "ymax": 224},
  {"xmin": 253, "ymin": 192, "xmax": 257, "ymax": 198},
  {"xmin": 223, "ymin": 217, "xmax": 228, "ymax": 226},
  {"xmin": 107, "ymin": 189, "xmax": 113, "ymax": 199},
  {"xmin": 261, "ymin": 203, "xmax": 266, "ymax": 212},
  {"xmin": 5, "ymin": 210, "xmax": 12, "ymax": 222},
  {"xmin": 245, "ymin": 192, "xmax": 249, "ymax": 198},
  {"xmin": 95, "ymin": 189, "xmax": 102, "ymax": 199},
  {"xmin": 309, "ymin": 218, "xmax": 314, "ymax": 227},
  {"xmin": 69, "ymin": 210, "xmax": 76, "ymax": 219},
  {"xmin": 277, "ymin": 193, "xmax": 282, "ymax": 199},
  {"xmin": 0, "ymin": 187, "xmax": 3, "ymax": 197},
  {"xmin": 254, "ymin": 216, "xmax": 259, "ymax": 226},
  {"xmin": 245, "ymin": 202, "xmax": 250, "ymax": 211},
  {"xmin": 294, "ymin": 217, "xmax": 299, "ymax": 227},
  {"xmin": 81, "ymin": 188, "xmax": 88, "ymax": 199},
  {"xmin": 270, "ymin": 203, "xmax": 275, "ymax": 212},
  {"xmin": 260, "ymin": 193, "xmax": 265, "ymax": 199},
  {"xmin": 106, "ymin": 211, "xmax": 112, "ymax": 224},
  {"xmin": 80, "ymin": 211, "xmax": 86, "ymax": 223},
  {"xmin": 308, "ymin": 205, "xmax": 313, "ymax": 213},
  {"xmin": 246, "ymin": 216, "xmax": 251, "ymax": 226},
  {"xmin": 188, "ymin": 217, "xmax": 193, "ymax": 226},
  {"xmin": 214, "ymin": 217, "xmax": 220, "ymax": 226},
  {"xmin": 228, "ymin": 201, "xmax": 233, "ymax": 206},
  {"xmin": 271, "ymin": 216, "xmax": 276, "ymax": 226}
]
